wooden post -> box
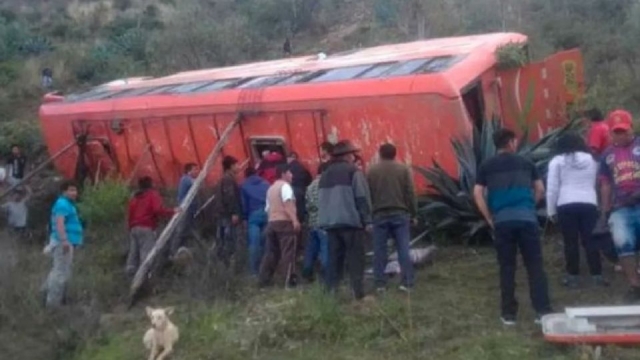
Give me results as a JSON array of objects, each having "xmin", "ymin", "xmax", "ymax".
[
  {"xmin": 126, "ymin": 144, "xmax": 152, "ymax": 185},
  {"xmin": 0, "ymin": 140, "xmax": 76, "ymax": 202},
  {"xmin": 193, "ymin": 158, "xmax": 249, "ymax": 219},
  {"xmin": 129, "ymin": 115, "xmax": 243, "ymax": 301}
]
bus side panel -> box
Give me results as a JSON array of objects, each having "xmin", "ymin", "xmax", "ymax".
[
  {"xmin": 125, "ymin": 119, "xmax": 159, "ymax": 184},
  {"xmin": 143, "ymin": 118, "xmax": 180, "ymax": 186},
  {"xmin": 188, "ymin": 115, "xmax": 220, "ymax": 186},
  {"xmin": 319, "ymin": 94, "xmax": 468, "ymax": 192},
  {"xmin": 165, "ymin": 116, "xmax": 201, "ymax": 173},
  {"xmin": 286, "ymin": 111, "xmax": 322, "ymax": 175},
  {"xmin": 215, "ymin": 114, "xmax": 249, "ymax": 170}
]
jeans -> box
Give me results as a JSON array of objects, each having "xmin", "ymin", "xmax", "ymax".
[
  {"xmin": 609, "ymin": 204, "xmax": 640, "ymax": 257},
  {"xmin": 373, "ymin": 214, "xmax": 414, "ymax": 288},
  {"xmin": 326, "ymin": 228, "xmax": 365, "ymax": 300},
  {"xmin": 494, "ymin": 221, "xmax": 552, "ymax": 317},
  {"xmin": 43, "ymin": 241, "xmax": 74, "ymax": 308},
  {"xmin": 247, "ymin": 209, "xmax": 268, "ymax": 276},
  {"xmin": 215, "ymin": 218, "xmax": 237, "ymax": 267},
  {"xmin": 557, "ymin": 203, "xmax": 601, "ymax": 276},
  {"xmin": 302, "ymin": 228, "xmax": 329, "ymax": 280},
  {"xmin": 126, "ymin": 226, "xmax": 157, "ymax": 277}
]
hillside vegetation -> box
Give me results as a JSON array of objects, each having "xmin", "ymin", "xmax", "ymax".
[
  {"xmin": 2, "ymin": 1, "xmax": 640, "ymax": 359},
  {"xmin": 1, "ymin": 1, "xmax": 640, "ymax": 142}
]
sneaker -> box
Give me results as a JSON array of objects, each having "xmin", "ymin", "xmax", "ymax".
[
  {"xmin": 623, "ymin": 286, "xmax": 640, "ymax": 304},
  {"xmin": 562, "ymin": 275, "xmax": 580, "ymax": 288},
  {"xmin": 592, "ymin": 275, "xmax": 610, "ymax": 287},
  {"xmin": 500, "ymin": 315, "xmax": 517, "ymax": 326},
  {"xmin": 398, "ymin": 285, "xmax": 412, "ymax": 293},
  {"xmin": 376, "ymin": 287, "xmax": 386, "ymax": 295}
]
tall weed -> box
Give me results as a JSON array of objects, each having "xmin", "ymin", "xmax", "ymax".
[{"xmin": 77, "ymin": 180, "xmax": 129, "ymax": 227}]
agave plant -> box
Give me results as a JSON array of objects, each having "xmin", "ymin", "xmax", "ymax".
[{"xmin": 416, "ymin": 117, "xmax": 583, "ymax": 245}]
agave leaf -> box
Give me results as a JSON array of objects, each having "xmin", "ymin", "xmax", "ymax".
[
  {"xmin": 435, "ymin": 217, "xmax": 459, "ymax": 230},
  {"xmin": 469, "ymin": 220, "xmax": 489, "ymax": 237},
  {"xmin": 419, "ymin": 202, "xmax": 451, "ymax": 214}
]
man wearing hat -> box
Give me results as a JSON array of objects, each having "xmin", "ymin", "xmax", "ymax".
[
  {"xmin": 318, "ymin": 140, "xmax": 372, "ymax": 300},
  {"xmin": 599, "ymin": 109, "xmax": 640, "ymax": 302}
]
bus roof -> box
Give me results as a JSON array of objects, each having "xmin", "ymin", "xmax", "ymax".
[{"xmin": 46, "ymin": 32, "xmax": 526, "ymax": 112}]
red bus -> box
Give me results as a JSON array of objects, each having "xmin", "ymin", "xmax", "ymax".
[{"xmin": 39, "ymin": 32, "xmax": 584, "ymax": 189}]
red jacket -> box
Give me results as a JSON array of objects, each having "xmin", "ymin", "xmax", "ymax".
[
  {"xmin": 258, "ymin": 152, "xmax": 285, "ymax": 184},
  {"xmin": 128, "ymin": 189, "xmax": 174, "ymax": 230}
]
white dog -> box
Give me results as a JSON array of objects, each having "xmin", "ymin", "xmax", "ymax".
[{"xmin": 144, "ymin": 307, "xmax": 179, "ymax": 360}]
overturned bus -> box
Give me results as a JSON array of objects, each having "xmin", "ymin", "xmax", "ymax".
[{"xmin": 39, "ymin": 32, "xmax": 584, "ymax": 190}]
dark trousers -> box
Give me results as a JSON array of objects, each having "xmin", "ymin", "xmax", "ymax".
[
  {"xmin": 215, "ymin": 218, "xmax": 237, "ymax": 267},
  {"xmin": 326, "ymin": 228, "xmax": 365, "ymax": 300},
  {"xmin": 494, "ymin": 221, "xmax": 552, "ymax": 317},
  {"xmin": 557, "ymin": 203, "xmax": 601, "ymax": 276},
  {"xmin": 373, "ymin": 214, "xmax": 414, "ymax": 288},
  {"xmin": 259, "ymin": 221, "xmax": 297, "ymax": 285},
  {"xmin": 293, "ymin": 187, "xmax": 306, "ymax": 223}
]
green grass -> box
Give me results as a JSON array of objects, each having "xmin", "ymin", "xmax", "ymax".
[{"xmin": 74, "ymin": 235, "xmax": 640, "ymax": 360}]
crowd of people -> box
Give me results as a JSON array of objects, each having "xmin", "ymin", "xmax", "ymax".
[
  {"xmin": 37, "ymin": 107, "xmax": 640, "ymax": 328},
  {"xmin": 474, "ymin": 108, "xmax": 640, "ymax": 325},
  {"xmin": 38, "ymin": 140, "xmax": 419, "ymax": 307}
]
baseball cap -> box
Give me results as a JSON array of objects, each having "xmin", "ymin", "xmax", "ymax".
[{"xmin": 608, "ymin": 109, "xmax": 633, "ymax": 131}]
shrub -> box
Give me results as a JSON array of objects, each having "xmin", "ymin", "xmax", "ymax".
[
  {"xmin": 113, "ymin": 0, "xmax": 133, "ymax": 12},
  {"xmin": 77, "ymin": 180, "xmax": 130, "ymax": 227},
  {"xmin": 0, "ymin": 120, "xmax": 43, "ymax": 155},
  {"xmin": 0, "ymin": 61, "xmax": 19, "ymax": 86},
  {"xmin": 417, "ymin": 117, "xmax": 583, "ymax": 245},
  {"xmin": 495, "ymin": 42, "xmax": 529, "ymax": 70}
]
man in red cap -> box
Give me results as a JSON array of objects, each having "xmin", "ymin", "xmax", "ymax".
[{"xmin": 599, "ymin": 109, "xmax": 640, "ymax": 302}]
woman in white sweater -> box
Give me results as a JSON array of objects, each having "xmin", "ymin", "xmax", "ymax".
[{"xmin": 546, "ymin": 132, "xmax": 607, "ymax": 287}]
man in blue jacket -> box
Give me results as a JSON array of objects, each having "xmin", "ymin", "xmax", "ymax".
[
  {"xmin": 170, "ymin": 163, "xmax": 199, "ymax": 258},
  {"xmin": 242, "ymin": 167, "xmax": 270, "ymax": 275}
]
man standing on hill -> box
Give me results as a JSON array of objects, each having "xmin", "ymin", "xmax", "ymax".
[
  {"xmin": 367, "ymin": 143, "xmax": 417, "ymax": 293},
  {"xmin": 259, "ymin": 164, "xmax": 300, "ymax": 288},
  {"xmin": 170, "ymin": 163, "xmax": 199, "ymax": 259},
  {"xmin": 586, "ymin": 108, "xmax": 610, "ymax": 156},
  {"xmin": 6, "ymin": 144, "xmax": 27, "ymax": 186},
  {"xmin": 42, "ymin": 181, "xmax": 83, "ymax": 308},
  {"xmin": 318, "ymin": 140, "xmax": 372, "ymax": 301},
  {"xmin": 473, "ymin": 129, "xmax": 552, "ymax": 325},
  {"xmin": 242, "ymin": 167, "xmax": 270, "ymax": 276},
  {"xmin": 212, "ymin": 156, "xmax": 242, "ymax": 268},
  {"xmin": 599, "ymin": 110, "xmax": 640, "ymax": 302},
  {"xmin": 126, "ymin": 176, "xmax": 179, "ymax": 277}
]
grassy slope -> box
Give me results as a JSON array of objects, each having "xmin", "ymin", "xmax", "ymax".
[{"xmin": 76, "ymin": 235, "xmax": 640, "ymax": 360}]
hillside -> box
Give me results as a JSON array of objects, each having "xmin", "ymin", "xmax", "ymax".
[{"xmin": 2, "ymin": 1, "xmax": 640, "ymax": 359}]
